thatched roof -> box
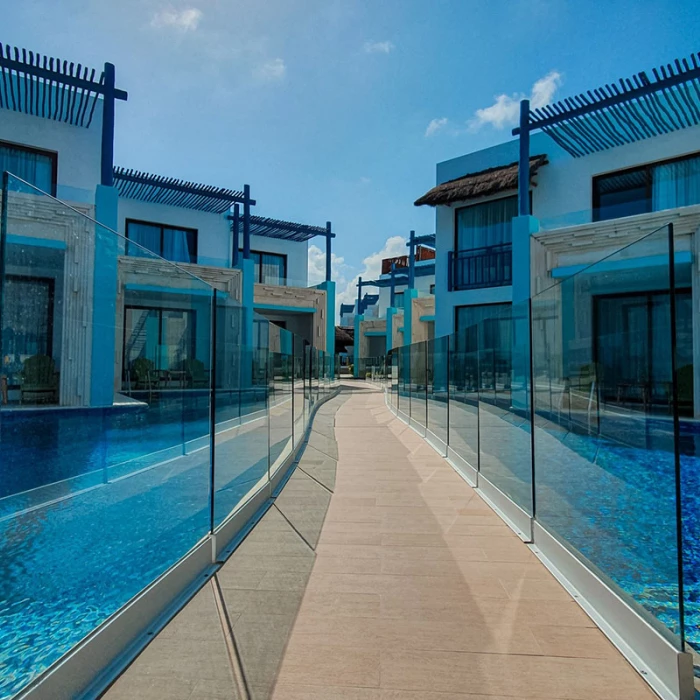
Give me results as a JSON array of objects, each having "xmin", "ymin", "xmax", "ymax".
[
  {"xmin": 335, "ymin": 326, "xmax": 354, "ymax": 347},
  {"xmin": 414, "ymin": 155, "xmax": 548, "ymax": 207}
]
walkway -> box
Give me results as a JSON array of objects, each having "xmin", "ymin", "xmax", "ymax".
[{"xmin": 103, "ymin": 382, "xmax": 657, "ymax": 700}]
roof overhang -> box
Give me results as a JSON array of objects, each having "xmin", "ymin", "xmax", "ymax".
[
  {"xmin": 514, "ymin": 51, "xmax": 700, "ymax": 157},
  {"xmin": 245, "ymin": 216, "xmax": 333, "ymax": 243},
  {"xmin": 0, "ymin": 43, "xmax": 127, "ymax": 128},
  {"xmin": 415, "ymin": 155, "xmax": 547, "ymax": 207},
  {"xmin": 113, "ymin": 167, "xmax": 251, "ymax": 214}
]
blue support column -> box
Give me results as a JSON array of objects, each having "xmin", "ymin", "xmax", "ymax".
[
  {"xmin": 325, "ymin": 221, "xmax": 332, "ymax": 282},
  {"xmin": 386, "ymin": 307, "xmax": 396, "ymax": 352},
  {"xmin": 239, "ymin": 256, "xmax": 255, "ymax": 389},
  {"xmin": 389, "ymin": 264, "xmax": 396, "ymax": 307},
  {"xmin": 408, "ymin": 230, "xmax": 416, "ymax": 290},
  {"xmin": 243, "ymin": 184, "xmax": 251, "ymax": 260},
  {"xmin": 518, "ymin": 99, "xmax": 530, "ymax": 217},
  {"xmin": 100, "ymin": 63, "xmax": 116, "ymax": 187},
  {"xmin": 353, "ymin": 313, "xmax": 363, "ymax": 378},
  {"xmin": 90, "ymin": 185, "xmax": 119, "ymax": 405},
  {"xmin": 316, "ymin": 280, "xmax": 336, "ymax": 353},
  {"xmin": 231, "ymin": 203, "xmax": 240, "ymax": 267}
]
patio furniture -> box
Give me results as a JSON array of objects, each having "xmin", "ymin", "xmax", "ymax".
[
  {"xmin": 130, "ymin": 357, "xmax": 155, "ymax": 391},
  {"xmin": 181, "ymin": 359, "xmax": 208, "ymax": 389},
  {"xmin": 20, "ymin": 354, "xmax": 59, "ymax": 404}
]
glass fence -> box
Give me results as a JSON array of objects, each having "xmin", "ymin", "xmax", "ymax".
[
  {"xmin": 369, "ymin": 220, "xmax": 695, "ymax": 655},
  {"xmin": 0, "ymin": 173, "xmax": 339, "ymax": 699}
]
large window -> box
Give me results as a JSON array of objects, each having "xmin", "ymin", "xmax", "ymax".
[
  {"xmin": 123, "ymin": 306, "xmax": 196, "ymax": 375},
  {"xmin": 247, "ymin": 250, "xmax": 287, "ymax": 285},
  {"xmin": 594, "ymin": 290, "xmax": 693, "ymax": 412},
  {"xmin": 455, "ymin": 195, "xmax": 517, "ymax": 252},
  {"xmin": 593, "ymin": 152, "xmax": 700, "ymax": 221},
  {"xmin": 0, "ymin": 141, "xmax": 56, "ymax": 195},
  {"xmin": 2, "ymin": 276, "xmax": 54, "ymax": 386},
  {"xmin": 126, "ymin": 220, "xmax": 197, "ymax": 264}
]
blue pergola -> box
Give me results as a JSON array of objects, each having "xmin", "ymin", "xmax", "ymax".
[
  {"xmin": 113, "ymin": 167, "xmax": 252, "ymax": 213},
  {"xmin": 514, "ymin": 50, "xmax": 700, "ymax": 216},
  {"xmin": 0, "ymin": 43, "xmax": 128, "ymax": 187},
  {"xmin": 230, "ymin": 210, "xmax": 335, "ymax": 282}
]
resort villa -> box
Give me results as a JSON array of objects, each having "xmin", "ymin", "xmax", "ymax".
[
  {"xmin": 0, "ymin": 45, "xmax": 336, "ymax": 409},
  {"xmin": 352, "ymin": 233, "xmax": 436, "ymax": 375},
  {"xmin": 4, "ymin": 34, "xmax": 700, "ymax": 700}
]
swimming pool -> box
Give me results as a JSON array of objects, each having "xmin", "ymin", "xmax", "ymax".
[{"xmin": 0, "ymin": 387, "xmax": 288, "ymax": 699}]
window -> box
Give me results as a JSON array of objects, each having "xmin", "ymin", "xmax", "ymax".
[
  {"xmin": 2, "ymin": 276, "xmax": 54, "ymax": 386},
  {"xmin": 430, "ymin": 284, "xmax": 436, "ymax": 295},
  {"xmin": 123, "ymin": 306, "xmax": 196, "ymax": 375},
  {"xmin": 126, "ymin": 220, "xmax": 197, "ymax": 264},
  {"xmin": 394, "ymin": 291, "xmax": 404, "ymax": 307},
  {"xmin": 0, "ymin": 141, "xmax": 56, "ymax": 195},
  {"xmin": 455, "ymin": 195, "xmax": 517, "ymax": 252},
  {"xmin": 593, "ymin": 152, "xmax": 700, "ymax": 221},
  {"xmin": 246, "ymin": 250, "xmax": 287, "ymax": 285}
]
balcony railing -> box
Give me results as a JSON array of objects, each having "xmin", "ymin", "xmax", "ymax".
[{"xmin": 448, "ymin": 243, "xmax": 512, "ymax": 291}]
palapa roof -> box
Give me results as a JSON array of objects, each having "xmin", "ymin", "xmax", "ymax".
[{"xmin": 414, "ymin": 155, "xmax": 548, "ymax": 207}]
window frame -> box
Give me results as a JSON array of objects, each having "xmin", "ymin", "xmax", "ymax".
[
  {"xmin": 125, "ymin": 218, "xmax": 198, "ymax": 263},
  {"xmin": 592, "ymin": 150, "xmax": 700, "ymax": 222},
  {"xmin": 122, "ymin": 304, "xmax": 198, "ymax": 378},
  {"xmin": 0, "ymin": 139, "xmax": 58, "ymax": 196},
  {"xmin": 242, "ymin": 249, "xmax": 288, "ymax": 284},
  {"xmin": 452, "ymin": 193, "xmax": 525, "ymax": 254}
]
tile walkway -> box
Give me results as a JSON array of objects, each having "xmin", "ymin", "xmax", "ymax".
[{"xmin": 103, "ymin": 382, "xmax": 657, "ymax": 700}]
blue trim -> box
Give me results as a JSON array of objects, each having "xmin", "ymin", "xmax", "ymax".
[
  {"xmin": 364, "ymin": 330, "xmax": 386, "ymax": 337},
  {"xmin": 397, "ymin": 327, "xmax": 404, "ymax": 333},
  {"xmin": 6, "ymin": 234, "xmax": 66, "ymax": 250},
  {"xmin": 419, "ymin": 315, "xmax": 435, "ymax": 322},
  {"xmin": 254, "ymin": 303, "xmax": 316, "ymax": 313},
  {"xmin": 125, "ymin": 283, "xmax": 221, "ymax": 297},
  {"xmin": 551, "ymin": 251, "xmax": 692, "ymax": 279}
]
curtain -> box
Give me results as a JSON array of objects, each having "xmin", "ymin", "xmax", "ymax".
[
  {"xmin": 127, "ymin": 222, "xmax": 161, "ymax": 257},
  {"xmin": 0, "ymin": 144, "xmax": 54, "ymax": 193},
  {"xmin": 261, "ymin": 253, "xmax": 285, "ymax": 284},
  {"xmin": 456, "ymin": 195, "xmax": 517, "ymax": 251},
  {"xmin": 652, "ymin": 155, "xmax": 700, "ymax": 211},
  {"xmin": 163, "ymin": 228, "xmax": 195, "ymax": 263}
]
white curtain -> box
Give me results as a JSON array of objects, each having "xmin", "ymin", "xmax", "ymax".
[{"xmin": 652, "ymin": 155, "xmax": 700, "ymax": 211}]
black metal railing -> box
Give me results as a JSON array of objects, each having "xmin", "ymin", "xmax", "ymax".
[{"xmin": 448, "ymin": 243, "xmax": 512, "ymax": 291}]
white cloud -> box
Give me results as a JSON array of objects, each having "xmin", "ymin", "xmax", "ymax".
[
  {"xmin": 150, "ymin": 7, "xmax": 202, "ymax": 32},
  {"xmin": 470, "ymin": 70, "xmax": 562, "ymax": 131},
  {"xmin": 425, "ymin": 117, "xmax": 448, "ymax": 137},
  {"xmin": 308, "ymin": 245, "xmax": 348, "ymax": 288},
  {"xmin": 253, "ymin": 58, "xmax": 287, "ymax": 82},
  {"xmin": 334, "ymin": 235, "xmax": 407, "ymax": 317},
  {"xmin": 363, "ymin": 40, "xmax": 395, "ymax": 54}
]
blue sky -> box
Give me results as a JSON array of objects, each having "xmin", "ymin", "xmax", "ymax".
[{"xmin": 4, "ymin": 0, "xmax": 700, "ymax": 307}]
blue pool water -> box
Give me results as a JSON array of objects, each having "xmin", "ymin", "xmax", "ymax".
[{"xmin": 0, "ymin": 388, "xmax": 283, "ymax": 699}]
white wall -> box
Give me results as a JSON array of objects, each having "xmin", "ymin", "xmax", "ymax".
[
  {"xmin": 431, "ymin": 124, "xmax": 700, "ymax": 337},
  {"xmin": 0, "ymin": 105, "xmax": 102, "ymax": 202}
]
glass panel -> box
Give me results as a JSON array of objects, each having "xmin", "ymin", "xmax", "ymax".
[
  {"xmin": 269, "ymin": 326, "xmax": 293, "ymax": 473},
  {"xmin": 0, "ymin": 142, "xmax": 54, "ymax": 193},
  {"xmin": 293, "ymin": 335, "xmax": 305, "ymax": 444},
  {"xmin": 448, "ymin": 326, "xmax": 480, "ymax": 471},
  {"xmin": 410, "ymin": 341, "xmax": 427, "ymax": 428},
  {"xmin": 0, "ymin": 174, "xmax": 213, "ymax": 696},
  {"xmin": 427, "ymin": 335, "xmax": 448, "ymax": 445},
  {"xmin": 531, "ymin": 223, "xmax": 683, "ymax": 645},
  {"xmin": 477, "ymin": 301, "xmax": 533, "ymax": 513}
]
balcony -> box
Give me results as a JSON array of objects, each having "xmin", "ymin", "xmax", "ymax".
[{"xmin": 448, "ymin": 243, "xmax": 512, "ymax": 291}]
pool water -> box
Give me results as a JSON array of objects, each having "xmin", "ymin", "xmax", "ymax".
[{"xmin": 0, "ymin": 388, "xmax": 280, "ymax": 699}]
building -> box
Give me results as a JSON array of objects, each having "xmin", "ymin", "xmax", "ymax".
[
  {"xmin": 416, "ymin": 52, "xmax": 700, "ymax": 417},
  {"xmin": 352, "ymin": 233, "xmax": 436, "ymax": 376},
  {"xmin": 0, "ymin": 45, "xmax": 336, "ymax": 407}
]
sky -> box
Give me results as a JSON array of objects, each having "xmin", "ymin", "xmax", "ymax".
[{"xmin": 4, "ymin": 0, "xmax": 700, "ymax": 312}]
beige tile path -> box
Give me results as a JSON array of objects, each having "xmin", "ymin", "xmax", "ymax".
[
  {"xmin": 103, "ymin": 382, "xmax": 657, "ymax": 700},
  {"xmin": 271, "ymin": 383, "xmax": 657, "ymax": 700}
]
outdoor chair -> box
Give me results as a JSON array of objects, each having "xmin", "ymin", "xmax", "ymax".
[
  {"xmin": 130, "ymin": 357, "xmax": 155, "ymax": 391},
  {"xmin": 20, "ymin": 354, "xmax": 59, "ymax": 404},
  {"xmin": 181, "ymin": 358, "xmax": 209, "ymax": 389}
]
